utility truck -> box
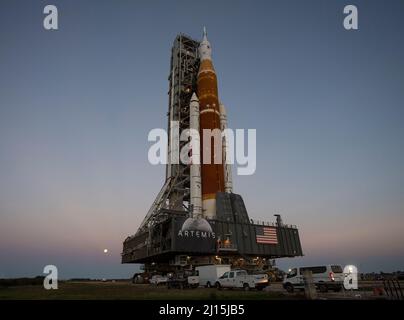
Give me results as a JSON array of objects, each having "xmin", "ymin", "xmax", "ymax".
[
  {"xmin": 195, "ymin": 264, "xmax": 231, "ymax": 288},
  {"xmin": 214, "ymin": 269, "xmax": 269, "ymax": 291}
]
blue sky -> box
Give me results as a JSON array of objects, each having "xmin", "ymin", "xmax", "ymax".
[{"xmin": 0, "ymin": 0, "xmax": 403, "ymax": 278}]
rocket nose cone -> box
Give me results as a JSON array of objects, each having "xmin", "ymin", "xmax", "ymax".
[
  {"xmin": 199, "ymin": 27, "xmax": 212, "ymax": 61},
  {"xmin": 191, "ymin": 92, "xmax": 199, "ymax": 101},
  {"xmin": 219, "ymin": 103, "xmax": 226, "ymax": 115},
  {"xmin": 203, "ymin": 26, "xmax": 208, "ymax": 41}
]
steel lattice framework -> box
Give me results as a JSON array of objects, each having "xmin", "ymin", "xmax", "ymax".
[{"xmin": 136, "ymin": 34, "xmax": 200, "ymax": 234}]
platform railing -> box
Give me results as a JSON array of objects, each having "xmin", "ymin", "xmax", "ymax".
[{"xmin": 249, "ymin": 219, "xmax": 297, "ymax": 229}]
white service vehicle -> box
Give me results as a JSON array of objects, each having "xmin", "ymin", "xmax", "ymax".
[
  {"xmin": 283, "ymin": 265, "xmax": 344, "ymax": 293},
  {"xmin": 187, "ymin": 275, "xmax": 199, "ymax": 288},
  {"xmin": 214, "ymin": 269, "xmax": 269, "ymax": 291},
  {"xmin": 195, "ymin": 264, "xmax": 231, "ymax": 288},
  {"xmin": 149, "ymin": 275, "xmax": 168, "ymax": 286}
]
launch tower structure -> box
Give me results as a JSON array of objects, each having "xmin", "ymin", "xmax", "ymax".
[
  {"xmin": 136, "ymin": 34, "xmax": 199, "ymax": 235},
  {"xmin": 122, "ymin": 33, "xmax": 302, "ymax": 273}
]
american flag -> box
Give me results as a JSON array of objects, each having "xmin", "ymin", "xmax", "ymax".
[{"xmin": 256, "ymin": 227, "xmax": 278, "ymax": 245}]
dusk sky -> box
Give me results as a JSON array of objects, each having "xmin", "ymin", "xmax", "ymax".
[{"xmin": 0, "ymin": 0, "xmax": 403, "ymax": 279}]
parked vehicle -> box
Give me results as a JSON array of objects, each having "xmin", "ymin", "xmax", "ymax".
[
  {"xmin": 283, "ymin": 265, "xmax": 344, "ymax": 293},
  {"xmin": 167, "ymin": 273, "xmax": 199, "ymax": 289},
  {"xmin": 149, "ymin": 275, "xmax": 168, "ymax": 286},
  {"xmin": 215, "ymin": 269, "xmax": 269, "ymax": 291},
  {"xmin": 132, "ymin": 272, "xmax": 152, "ymax": 284},
  {"xmin": 195, "ymin": 265, "xmax": 231, "ymax": 288}
]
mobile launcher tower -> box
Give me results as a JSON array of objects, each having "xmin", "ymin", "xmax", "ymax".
[{"xmin": 122, "ymin": 30, "xmax": 303, "ymax": 273}]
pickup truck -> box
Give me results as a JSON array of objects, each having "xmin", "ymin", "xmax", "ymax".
[
  {"xmin": 167, "ymin": 275, "xmax": 199, "ymax": 289},
  {"xmin": 215, "ymin": 270, "xmax": 269, "ymax": 291},
  {"xmin": 149, "ymin": 275, "xmax": 168, "ymax": 286}
]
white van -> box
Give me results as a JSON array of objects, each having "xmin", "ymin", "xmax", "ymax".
[{"xmin": 283, "ymin": 265, "xmax": 344, "ymax": 293}]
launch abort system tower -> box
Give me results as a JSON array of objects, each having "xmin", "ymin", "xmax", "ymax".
[{"xmin": 122, "ymin": 32, "xmax": 303, "ymax": 272}]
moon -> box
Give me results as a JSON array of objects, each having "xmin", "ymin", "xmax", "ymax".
[{"xmin": 103, "ymin": 249, "xmax": 108, "ymax": 254}]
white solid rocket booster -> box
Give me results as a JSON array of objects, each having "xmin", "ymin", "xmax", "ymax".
[
  {"xmin": 189, "ymin": 93, "xmax": 203, "ymax": 217},
  {"xmin": 220, "ymin": 103, "xmax": 233, "ymax": 193}
]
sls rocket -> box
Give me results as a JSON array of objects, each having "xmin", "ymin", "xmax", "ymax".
[{"xmin": 189, "ymin": 28, "xmax": 233, "ymax": 220}]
